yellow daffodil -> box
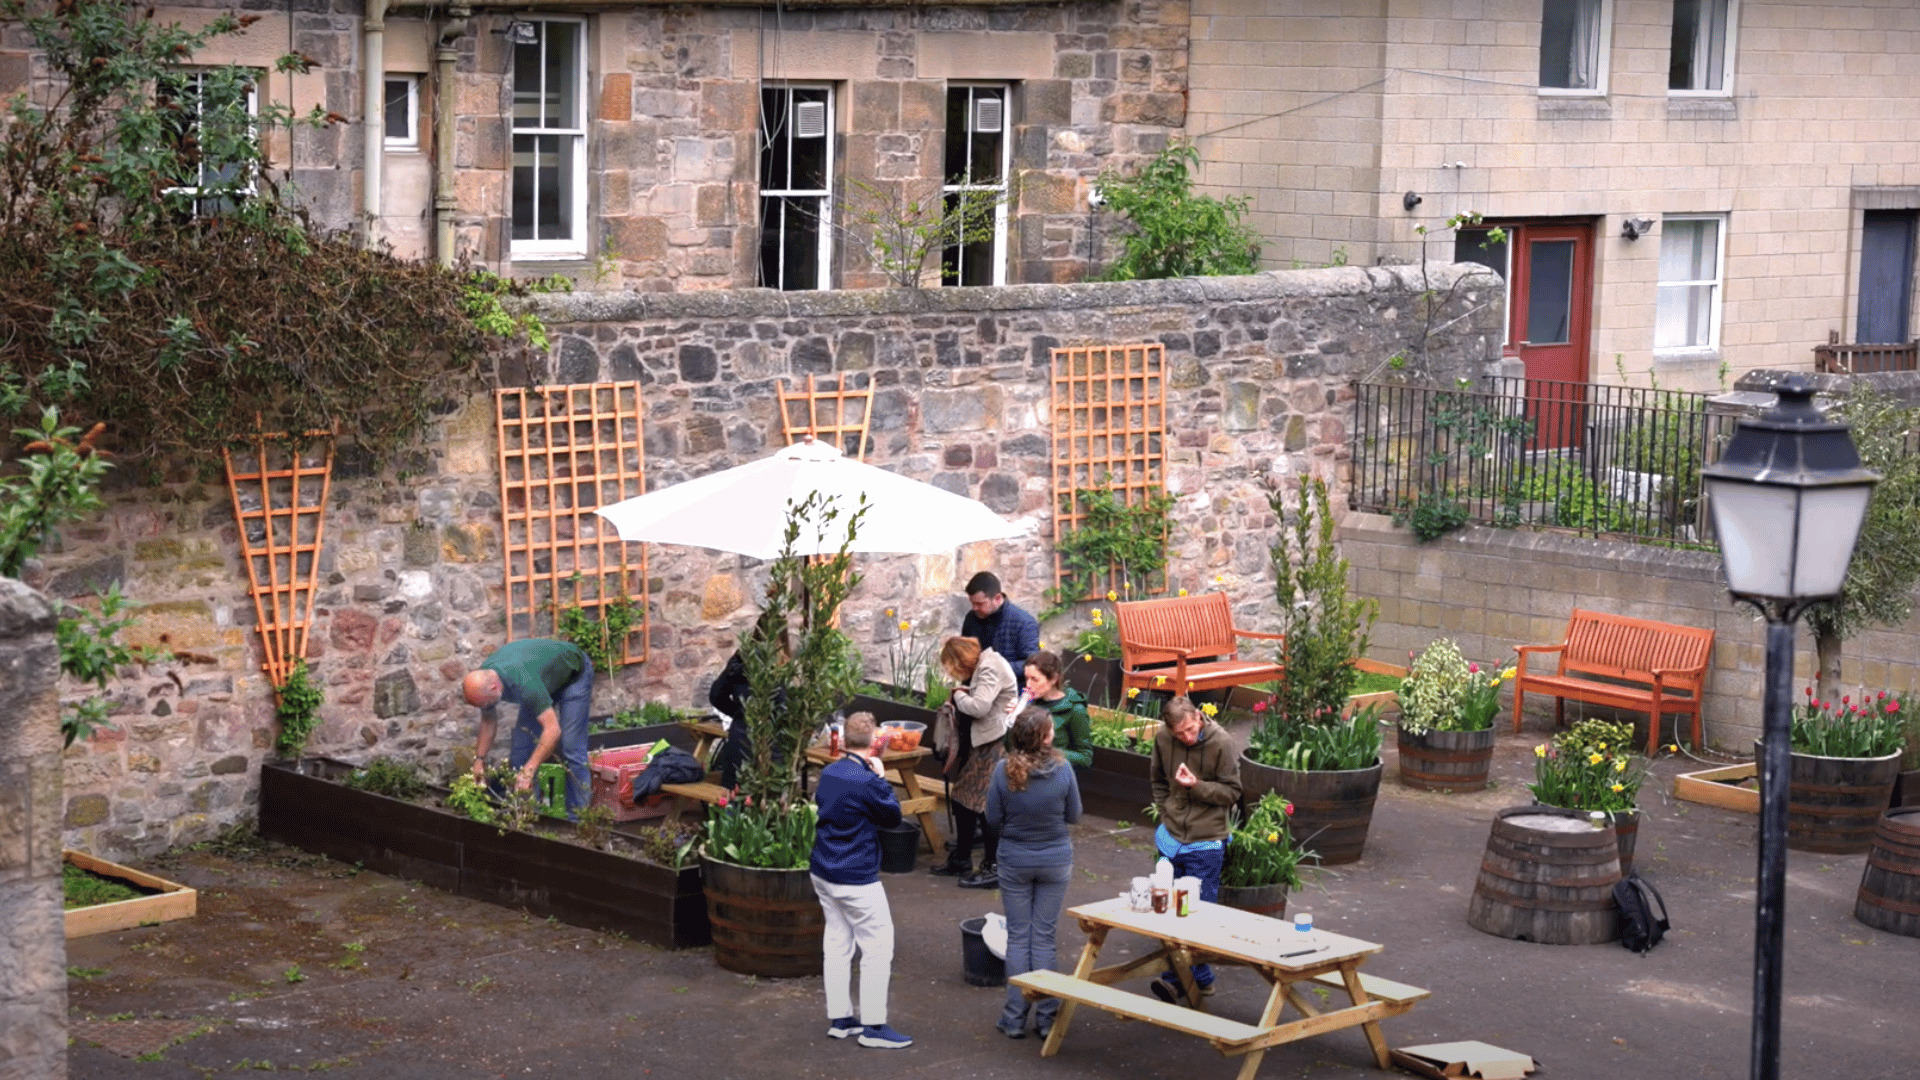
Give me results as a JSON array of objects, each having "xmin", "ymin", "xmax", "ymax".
[
  {"xmin": 1588, "ymin": 753, "xmax": 1604, "ymax": 765},
  {"xmin": 1154, "ymin": 675, "xmax": 1168, "ymax": 686},
  {"xmin": 1201, "ymin": 702, "xmax": 1219, "ymax": 717},
  {"xmin": 1615, "ymin": 760, "xmax": 1627, "ymax": 772},
  {"xmin": 1127, "ymin": 687, "xmax": 1141, "ymax": 699},
  {"xmin": 1266, "ymin": 832, "xmax": 1279, "ymax": 844},
  {"xmin": 1082, "ymin": 653, "xmax": 1093, "ymax": 663},
  {"xmin": 898, "ymin": 620, "xmax": 911, "ymax": 632},
  {"xmin": 1666, "ymin": 744, "xmax": 1679, "ymax": 753},
  {"xmin": 1123, "ymin": 581, "xmax": 1132, "ymax": 592},
  {"xmin": 1534, "ymin": 744, "xmax": 1547, "ymax": 758},
  {"xmin": 1611, "ymin": 783, "xmax": 1625, "ymax": 793},
  {"xmin": 885, "ymin": 608, "xmax": 895, "ymax": 617},
  {"xmin": 1106, "ymin": 590, "xmax": 1117, "ymax": 602},
  {"xmin": 1178, "ymin": 588, "xmax": 1189, "ymax": 597},
  {"xmin": 1597, "ymin": 742, "xmax": 1607, "ymax": 750},
  {"xmin": 1213, "ymin": 575, "xmax": 1223, "ymax": 583}
]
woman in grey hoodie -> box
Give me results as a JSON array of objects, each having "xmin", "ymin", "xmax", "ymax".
[{"xmin": 986, "ymin": 706, "xmax": 1082, "ymax": 1039}]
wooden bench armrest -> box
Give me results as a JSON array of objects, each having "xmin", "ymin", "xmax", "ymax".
[
  {"xmin": 1513, "ymin": 643, "xmax": 1566, "ymax": 657},
  {"xmin": 1649, "ymin": 664, "xmax": 1708, "ymax": 683},
  {"xmin": 1233, "ymin": 629, "xmax": 1286, "ymax": 641}
]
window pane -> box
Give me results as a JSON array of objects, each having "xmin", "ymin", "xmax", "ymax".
[
  {"xmin": 512, "ymin": 132, "xmax": 573, "ymax": 242},
  {"xmin": 1659, "ymin": 219, "xmax": 1717, "ymax": 283},
  {"xmin": 789, "ymin": 89, "xmax": 829, "ymax": 192},
  {"xmin": 944, "ymin": 91, "xmax": 970, "ymax": 184},
  {"xmin": 941, "ymin": 192, "xmax": 995, "ymax": 286},
  {"xmin": 1525, "ymin": 240, "xmax": 1575, "ymax": 344},
  {"xmin": 1655, "ymin": 284, "xmax": 1715, "ymax": 348},
  {"xmin": 543, "ymin": 22, "xmax": 578, "ymax": 127},
  {"xmin": 1669, "ymin": 0, "xmax": 1728, "ymax": 91},
  {"xmin": 760, "ymin": 89, "xmax": 792, "ymax": 189},
  {"xmin": 759, "ymin": 196, "xmax": 820, "ymax": 290},
  {"xmin": 1540, "ymin": 0, "xmax": 1601, "ymax": 90},
  {"xmin": 384, "ymin": 79, "xmax": 411, "ymax": 140},
  {"xmin": 513, "ymin": 37, "xmax": 543, "ymax": 129},
  {"xmin": 1454, "ymin": 229, "xmax": 1508, "ymax": 278}
]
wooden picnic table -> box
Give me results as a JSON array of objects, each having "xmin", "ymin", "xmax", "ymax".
[{"xmin": 1013, "ymin": 896, "xmax": 1428, "ymax": 1079}]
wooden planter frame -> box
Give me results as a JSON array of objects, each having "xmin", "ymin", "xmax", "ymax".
[
  {"xmin": 64, "ymin": 850, "xmax": 197, "ymax": 939},
  {"xmin": 258, "ymin": 759, "xmax": 708, "ymax": 948},
  {"xmin": 1672, "ymin": 762, "xmax": 1759, "ymax": 814}
]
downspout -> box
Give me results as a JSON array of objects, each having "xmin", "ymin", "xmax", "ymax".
[
  {"xmin": 360, "ymin": 0, "xmax": 390, "ymax": 248},
  {"xmin": 434, "ymin": 4, "xmax": 472, "ymax": 267}
]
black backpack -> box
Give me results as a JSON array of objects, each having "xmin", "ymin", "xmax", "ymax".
[{"xmin": 1613, "ymin": 873, "xmax": 1670, "ymax": 954}]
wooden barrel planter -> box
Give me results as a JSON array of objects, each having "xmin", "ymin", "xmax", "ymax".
[
  {"xmin": 1764, "ymin": 746, "xmax": 1904, "ymax": 854},
  {"xmin": 1218, "ymin": 881, "xmax": 1289, "ymax": 919},
  {"xmin": 1241, "ymin": 753, "xmax": 1382, "ymax": 865},
  {"xmin": 700, "ymin": 857, "xmax": 824, "ymax": 978},
  {"xmin": 1467, "ymin": 807, "xmax": 1621, "ymax": 945},
  {"xmin": 1855, "ymin": 807, "xmax": 1920, "ymax": 938},
  {"xmin": 1396, "ymin": 726, "xmax": 1496, "ymax": 793}
]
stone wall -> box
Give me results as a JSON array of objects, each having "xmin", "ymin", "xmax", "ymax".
[
  {"xmin": 27, "ymin": 266, "xmax": 1500, "ymax": 860},
  {"xmin": 1345, "ymin": 513, "xmax": 1920, "ymax": 752},
  {"xmin": 0, "ymin": 579, "xmax": 65, "ymax": 1080}
]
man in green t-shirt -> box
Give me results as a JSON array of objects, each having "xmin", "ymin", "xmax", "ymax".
[{"xmin": 461, "ymin": 638, "xmax": 594, "ymax": 817}]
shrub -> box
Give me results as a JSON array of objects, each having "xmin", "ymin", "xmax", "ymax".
[{"xmin": 1095, "ymin": 143, "xmax": 1260, "ymax": 281}]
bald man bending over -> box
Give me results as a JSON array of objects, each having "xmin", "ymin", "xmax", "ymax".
[{"xmin": 462, "ymin": 638, "xmax": 594, "ymax": 818}]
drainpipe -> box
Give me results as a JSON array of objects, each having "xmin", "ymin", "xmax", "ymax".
[
  {"xmin": 434, "ymin": 4, "xmax": 472, "ymax": 267},
  {"xmin": 360, "ymin": 0, "xmax": 390, "ymax": 247}
]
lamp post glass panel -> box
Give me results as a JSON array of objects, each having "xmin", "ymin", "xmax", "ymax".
[{"xmin": 1699, "ymin": 376, "xmax": 1878, "ymax": 1080}]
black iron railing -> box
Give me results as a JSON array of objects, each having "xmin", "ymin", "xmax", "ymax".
[{"xmin": 1349, "ymin": 377, "xmax": 1740, "ymax": 546}]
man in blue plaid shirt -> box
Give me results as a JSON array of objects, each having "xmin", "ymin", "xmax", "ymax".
[{"xmin": 959, "ymin": 572, "xmax": 1039, "ymax": 689}]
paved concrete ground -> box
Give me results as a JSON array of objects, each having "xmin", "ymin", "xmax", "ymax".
[{"xmin": 67, "ymin": 729, "xmax": 1920, "ymax": 1080}]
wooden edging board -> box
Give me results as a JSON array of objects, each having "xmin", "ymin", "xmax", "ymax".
[
  {"xmin": 1672, "ymin": 762, "xmax": 1759, "ymax": 814},
  {"xmin": 63, "ymin": 850, "xmax": 198, "ymax": 939}
]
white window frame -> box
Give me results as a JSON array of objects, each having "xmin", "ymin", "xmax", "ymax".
[
  {"xmin": 942, "ymin": 83, "xmax": 1012, "ymax": 287},
  {"xmin": 1538, "ymin": 0, "xmax": 1614, "ymax": 97},
  {"xmin": 1654, "ymin": 215, "xmax": 1727, "ymax": 354},
  {"xmin": 510, "ymin": 17, "xmax": 588, "ymax": 259},
  {"xmin": 1668, "ymin": 0, "xmax": 1738, "ymax": 97},
  {"xmin": 159, "ymin": 67, "xmax": 261, "ymax": 216},
  {"xmin": 384, "ymin": 74, "xmax": 420, "ymax": 152},
  {"xmin": 758, "ymin": 84, "xmax": 835, "ymax": 291}
]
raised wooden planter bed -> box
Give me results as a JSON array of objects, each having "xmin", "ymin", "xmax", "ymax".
[
  {"xmin": 64, "ymin": 850, "xmax": 198, "ymax": 939},
  {"xmin": 1076, "ymin": 745, "xmax": 1154, "ymax": 821},
  {"xmin": 258, "ymin": 758, "xmax": 708, "ymax": 949},
  {"xmin": 1673, "ymin": 761, "xmax": 1758, "ymax": 814}
]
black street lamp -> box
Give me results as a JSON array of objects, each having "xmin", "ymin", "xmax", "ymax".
[{"xmin": 1699, "ymin": 375, "xmax": 1879, "ymax": 1080}]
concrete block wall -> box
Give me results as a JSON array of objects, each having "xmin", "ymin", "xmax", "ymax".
[
  {"xmin": 1344, "ymin": 512, "xmax": 1920, "ymax": 752},
  {"xmin": 0, "ymin": 579, "xmax": 66, "ymax": 1080}
]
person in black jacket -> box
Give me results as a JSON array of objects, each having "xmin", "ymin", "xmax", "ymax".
[
  {"xmin": 810, "ymin": 713, "xmax": 912, "ymax": 1049},
  {"xmin": 708, "ymin": 612, "xmax": 789, "ymax": 790}
]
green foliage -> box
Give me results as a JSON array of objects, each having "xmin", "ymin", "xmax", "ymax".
[
  {"xmin": 1790, "ymin": 689, "xmax": 1907, "ymax": 759},
  {"xmin": 1096, "ymin": 143, "xmax": 1260, "ymax": 281},
  {"xmin": 1085, "ymin": 705, "xmax": 1156, "ymax": 751},
  {"xmin": 461, "ymin": 271, "xmax": 551, "ymax": 351},
  {"xmin": 1248, "ymin": 706, "xmax": 1383, "ymax": 772},
  {"xmin": 633, "ymin": 820, "xmax": 701, "ymax": 869},
  {"xmin": 57, "ymin": 582, "xmax": 165, "ymax": 747},
  {"xmin": 842, "ymin": 177, "xmax": 1012, "ymax": 288},
  {"xmin": 1527, "ymin": 719, "xmax": 1648, "ymax": 812},
  {"xmin": 1393, "ymin": 490, "xmax": 1470, "ymax": 542},
  {"xmin": 1222, "ymin": 792, "xmax": 1313, "ymax": 890},
  {"xmin": 272, "ymin": 659, "xmax": 324, "ymax": 759},
  {"xmin": 342, "ymin": 757, "xmax": 427, "ymax": 801},
  {"xmin": 554, "ymin": 588, "xmax": 644, "ymax": 675},
  {"xmin": 0, "ymin": 407, "xmax": 111, "ymax": 577},
  {"xmin": 0, "ymin": 0, "xmax": 502, "ymax": 460},
  {"xmin": 1260, "ymin": 477, "xmax": 1379, "ymax": 741},
  {"xmin": 1045, "ymin": 486, "xmax": 1176, "ymax": 615},
  {"xmin": 573, "ymin": 804, "xmax": 617, "ymax": 851},
  {"xmin": 592, "ymin": 699, "xmax": 686, "ymax": 733},
  {"xmin": 703, "ymin": 798, "xmax": 817, "ymax": 871},
  {"xmin": 445, "ymin": 773, "xmax": 495, "ymax": 824},
  {"xmin": 1064, "ymin": 606, "xmax": 1122, "ymax": 661},
  {"xmin": 62, "ymin": 863, "xmax": 144, "ymax": 909},
  {"xmin": 1398, "ymin": 639, "xmax": 1510, "ymax": 734},
  {"xmin": 879, "ymin": 608, "xmax": 943, "ymax": 703}
]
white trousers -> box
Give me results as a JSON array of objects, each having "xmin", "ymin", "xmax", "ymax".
[{"xmin": 810, "ymin": 874, "xmax": 894, "ymax": 1026}]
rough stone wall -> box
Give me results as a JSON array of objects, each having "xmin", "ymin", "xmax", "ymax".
[
  {"xmin": 0, "ymin": 579, "xmax": 66, "ymax": 1080},
  {"xmin": 26, "ymin": 265, "xmax": 1499, "ymax": 861},
  {"xmin": 1344, "ymin": 513, "xmax": 1920, "ymax": 752}
]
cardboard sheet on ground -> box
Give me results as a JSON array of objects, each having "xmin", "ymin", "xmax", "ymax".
[{"xmin": 1391, "ymin": 1041, "xmax": 1535, "ymax": 1080}]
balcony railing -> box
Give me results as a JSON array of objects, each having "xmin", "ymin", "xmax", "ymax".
[
  {"xmin": 1348, "ymin": 377, "xmax": 1741, "ymax": 547},
  {"xmin": 1813, "ymin": 333, "xmax": 1917, "ymax": 374}
]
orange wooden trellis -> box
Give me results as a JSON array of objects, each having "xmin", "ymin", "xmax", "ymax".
[
  {"xmin": 223, "ymin": 425, "xmax": 334, "ymax": 688},
  {"xmin": 777, "ymin": 373, "xmax": 873, "ymax": 460},
  {"xmin": 1050, "ymin": 343, "xmax": 1168, "ymax": 599},
  {"xmin": 495, "ymin": 382, "xmax": 648, "ymax": 665}
]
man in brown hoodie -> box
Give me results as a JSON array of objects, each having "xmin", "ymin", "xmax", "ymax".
[{"xmin": 1148, "ymin": 696, "xmax": 1242, "ymax": 1004}]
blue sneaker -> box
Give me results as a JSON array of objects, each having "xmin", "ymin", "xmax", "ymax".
[
  {"xmin": 827, "ymin": 1017, "xmax": 862, "ymax": 1039},
  {"xmin": 858, "ymin": 1023, "xmax": 913, "ymax": 1049}
]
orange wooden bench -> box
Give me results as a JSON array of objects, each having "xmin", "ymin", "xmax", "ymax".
[
  {"xmin": 1512, "ymin": 608, "xmax": 1714, "ymax": 755},
  {"xmin": 1115, "ymin": 592, "xmax": 1284, "ymax": 698}
]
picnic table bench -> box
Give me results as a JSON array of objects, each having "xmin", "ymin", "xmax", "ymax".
[
  {"xmin": 1115, "ymin": 592, "xmax": 1283, "ymax": 699},
  {"xmin": 1512, "ymin": 608, "xmax": 1714, "ymax": 755}
]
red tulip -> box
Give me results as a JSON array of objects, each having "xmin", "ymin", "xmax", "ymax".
[
  {"xmin": 716, "ymin": 793, "xmax": 730, "ymax": 808},
  {"xmin": 1889, "ymin": 700, "xmax": 1901, "ymax": 714}
]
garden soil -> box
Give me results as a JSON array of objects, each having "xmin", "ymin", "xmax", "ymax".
[{"xmin": 65, "ymin": 721, "xmax": 1920, "ymax": 1079}]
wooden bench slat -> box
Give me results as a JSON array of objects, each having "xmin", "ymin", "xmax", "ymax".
[
  {"xmin": 1307, "ymin": 971, "xmax": 1431, "ymax": 1005},
  {"xmin": 659, "ymin": 782, "xmax": 730, "ymax": 803},
  {"xmin": 1011, "ymin": 970, "xmax": 1267, "ymax": 1047}
]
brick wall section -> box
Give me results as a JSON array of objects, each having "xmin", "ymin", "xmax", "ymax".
[
  {"xmin": 0, "ymin": 579, "xmax": 66, "ymax": 1080},
  {"xmin": 26, "ymin": 266, "xmax": 1498, "ymax": 861},
  {"xmin": 1345, "ymin": 512, "xmax": 1920, "ymax": 752}
]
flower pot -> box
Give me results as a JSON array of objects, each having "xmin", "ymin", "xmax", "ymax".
[
  {"xmin": 700, "ymin": 855, "xmax": 824, "ymax": 978},
  {"xmin": 1854, "ymin": 806, "xmax": 1920, "ymax": 939},
  {"xmin": 1760, "ymin": 743, "xmax": 1904, "ymax": 855},
  {"xmin": 1467, "ymin": 806, "xmax": 1622, "ymax": 945},
  {"xmin": 1240, "ymin": 751, "xmax": 1382, "ymax": 865},
  {"xmin": 1217, "ymin": 881, "xmax": 1289, "ymax": 919},
  {"xmin": 1889, "ymin": 767, "xmax": 1920, "ymax": 809},
  {"xmin": 1395, "ymin": 726, "xmax": 1495, "ymax": 792}
]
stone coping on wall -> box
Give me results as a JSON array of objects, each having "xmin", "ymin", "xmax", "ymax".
[{"xmin": 523, "ymin": 264, "xmax": 1493, "ymax": 325}]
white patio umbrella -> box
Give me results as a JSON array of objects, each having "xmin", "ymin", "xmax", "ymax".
[{"xmin": 592, "ymin": 437, "xmax": 1026, "ymax": 559}]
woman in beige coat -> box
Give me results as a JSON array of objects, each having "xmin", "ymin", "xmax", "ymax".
[{"xmin": 932, "ymin": 636, "xmax": 1017, "ymax": 888}]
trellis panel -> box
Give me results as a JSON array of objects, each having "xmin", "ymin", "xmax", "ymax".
[
  {"xmin": 495, "ymin": 382, "xmax": 648, "ymax": 666},
  {"xmin": 224, "ymin": 426, "xmax": 334, "ymax": 688},
  {"xmin": 1050, "ymin": 343, "xmax": 1168, "ymax": 599},
  {"xmin": 778, "ymin": 373, "xmax": 873, "ymax": 460}
]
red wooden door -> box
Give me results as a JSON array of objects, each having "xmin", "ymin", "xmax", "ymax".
[{"xmin": 1510, "ymin": 223, "xmax": 1594, "ymax": 449}]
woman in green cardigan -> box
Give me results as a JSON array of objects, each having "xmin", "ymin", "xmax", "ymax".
[{"xmin": 1023, "ymin": 650, "xmax": 1092, "ymax": 768}]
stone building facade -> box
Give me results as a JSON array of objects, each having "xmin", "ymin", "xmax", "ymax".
[
  {"xmin": 0, "ymin": 579, "xmax": 65, "ymax": 1080},
  {"xmin": 25, "ymin": 266, "xmax": 1499, "ymax": 860}
]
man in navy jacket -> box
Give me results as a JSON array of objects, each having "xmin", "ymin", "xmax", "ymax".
[
  {"xmin": 960, "ymin": 571, "xmax": 1040, "ymax": 687},
  {"xmin": 810, "ymin": 712, "xmax": 913, "ymax": 1049}
]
